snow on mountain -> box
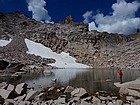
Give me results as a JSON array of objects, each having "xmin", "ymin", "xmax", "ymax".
[
  {"xmin": 0, "ymin": 39, "xmax": 12, "ymax": 47},
  {"xmin": 25, "ymin": 38, "xmax": 91, "ymax": 68}
]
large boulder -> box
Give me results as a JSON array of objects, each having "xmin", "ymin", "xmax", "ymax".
[
  {"xmin": 15, "ymin": 83, "xmax": 28, "ymax": 95},
  {"xmin": 0, "ymin": 89, "xmax": 15, "ymax": 99}
]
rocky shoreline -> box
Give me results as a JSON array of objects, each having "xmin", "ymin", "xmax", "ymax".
[{"xmin": 0, "ymin": 80, "xmax": 140, "ymax": 105}]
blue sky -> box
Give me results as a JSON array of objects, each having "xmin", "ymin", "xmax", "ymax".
[
  {"xmin": 0, "ymin": 0, "xmax": 140, "ymax": 35},
  {"xmin": 0, "ymin": 0, "xmax": 138, "ymax": 22}
]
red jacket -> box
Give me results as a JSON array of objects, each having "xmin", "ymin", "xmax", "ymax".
[{"xmin": 118, "ymin": 70, "xmax": 123, "ymax": 77}]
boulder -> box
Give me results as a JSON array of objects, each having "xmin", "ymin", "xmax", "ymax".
[
  {"xmin": 92, "ymin": 96, "xmax": 101, "ymax": 104},
  {"xmin": 81, "ymin": 100, "xmax": 92, "ymax": 105},
  {"xmin": 4, "ymin": 99, "xmax": 17, "ymax": 105},
  {"xmin": 34, "ymin": 93, "xmax": 45, "ymax": 101},
  {"xmin": 15, "ymin": 83, "xmax": 28, "ymax": 95},
  {"xmin": 7, "ymin": 84, "xmax": 15, "ymax": 91},
  {"xmin": 119, "ymin": 87, "xmax": 129, "ymax": 95},
  {"xmin": 25, "ymin": 90, "xmax": 38, "ymax": 101},
  {"xmin": 54, "ymin": 97, "xmax": 66, "ymax": 104},
  {"xmin": 14, "ymin": 94, "xmax": 26, "ymax": 101},
  {"xmin": 48, "ymin": 87, "xmax": 54, "ymax": 92},
  {"xmin": 64, "ymin": 86, "xmax": 74, "ymax": 93},
  {"xmin": 71, "ymin": 88, "xmax": 87, "ymax": 97},
  {"xmin": 134, "ymin": 99, "xmax": 140, "ymax": 104},
  {"xmin": 18, "ymin": 101, "xmax": 31, "ymax": 105},
  {"xmin": 0, "ymin": 89, "xmax": 15, "ymax": 99},
  {"xmin": 0, "ymin": 82, "xmax": 8, "ymax": 89},
  {"xmin": 119, "ymin": 87, "xmax": 140, "ymax": 98}
]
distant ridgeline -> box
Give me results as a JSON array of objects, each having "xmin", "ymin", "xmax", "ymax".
[{"xmin": 0, "ymin": 11, "xmax": 140, "ymax": 69}]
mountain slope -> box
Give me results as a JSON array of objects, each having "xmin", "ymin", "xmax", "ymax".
[{"xmin": 0, "ymin": 11, "xmax": 140, "ymax": 69}]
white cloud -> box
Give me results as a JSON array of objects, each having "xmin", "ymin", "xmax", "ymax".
[
  {"xmin": 26, "ymin": 0, "xmax": 52, "ymax": 23},
  {"xmin": 83, "ymin": 11, "xmax": 93, "ymax": 23},
  {"xmin": 83, "ymin": 0, "xmax": 140, "ymax": 35}
]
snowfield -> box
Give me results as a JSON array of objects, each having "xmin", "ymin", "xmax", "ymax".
[
  {"xmin": 25, "ymin": 39, "xmax": 91, "ymax": 68},
  {"xmin": 0, "ymin": 39, "xmax": 12, "ymax": 46}
]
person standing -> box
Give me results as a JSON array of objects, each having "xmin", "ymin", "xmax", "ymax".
[{"xmin": 118, "ymin": 68, "xmax": 123, "ymax": 84}]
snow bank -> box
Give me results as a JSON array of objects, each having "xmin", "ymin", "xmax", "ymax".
[
  {"xmin": 25, "ymin": 39, "xmax": 91, "ymax": 68},
  {"xmin": 0, "ymin": 39, "xmax": 12, "ymax": 46}
]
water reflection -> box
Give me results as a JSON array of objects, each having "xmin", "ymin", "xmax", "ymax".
[{"xmin": 1, "ymin": 68, "xmax": 140, "ymax": 93}]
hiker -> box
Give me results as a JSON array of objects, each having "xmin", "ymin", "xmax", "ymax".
[{"xmin": 118, "ymin": 68, "xmax": 123, "ymax": 84}]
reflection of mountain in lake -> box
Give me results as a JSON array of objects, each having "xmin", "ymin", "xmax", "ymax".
[{"xmin": 54, "ymin": 69, "xmax": 88, "ymax": 84}]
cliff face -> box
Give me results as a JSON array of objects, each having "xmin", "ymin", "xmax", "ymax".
[{"xmin": 0, "ymin": 12, "xmax": 140, "ymax": 69}]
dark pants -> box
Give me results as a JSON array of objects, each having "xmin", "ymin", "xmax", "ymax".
[{"xmin": 120, "ymin": 77, "xmax": 122, "ymax": 84}]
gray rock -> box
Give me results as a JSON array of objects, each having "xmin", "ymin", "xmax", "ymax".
[
  {"xmin": 107, "ymin": 102, "xmax": 113, "ymax": 105},
  {"xmin": 64, "ymin": 86, "xmax": 74, "ymax": 93},
  {"xmin": 14, "ymin": 94, "xmax": 26, "ymax": 101},
  {"xmin": 81, "ymin": 100, "xmax": 92, "ymax": 105},
  {"xmin": 7, "ymin": 84, "xmax": 15, "ymax": 91},
  {"xmin": 0, "ymin": 82, "xmax": 8, "ymax": 89},
  {"xmin": 18, "ymin": 101, "xmax": 31, "ymax": 105},
  {"xmin": 82, "ymin": 96, "xmax": 92, "ymax": 101},
  {"xmin": 126, "ymin": 96, "xmax": 135, "ymax": 102},
  {"xmin": 92, "ymin": 96, "xmax": 101, "ymax": 104},
  {"xmin": 116, "ymin": 99, "xmax": 123, "ymax": 105},
  {"xmin": 25, "ymin": 90, "xmax": 38, "ymax": 101},
  {"xmin": 54, "ymin": 97, "xmax": 66, "ymax": 104},
  {"xmin": 15, "ymin": 83, "xmax": 28, "ymax": 95},
  {"xmin": 34, "ymin": 93, "xmax": 45, "ymax": 101},
  {"xmin": 48, "ymin": 87, "xmax": 54, "ymax": 92},
  {"xmin": 119, "ymin": 87, "xmax": 129, "ymax": 95},
  {"xmin": 4, "ymin": 99, "xmax": 17, "ymax": 105},
  {"xmin": 0, "ymin": 89, "xmax": 15, "ymax": 99},
  {"xmin": 71, "ymin": 88, "xmax": 87, "ymax": 97},
  {"xmin": 134, "ymin": 99, "xmax": 140, "ymax": 104},
  {"xmin": 72, "ymin": 97, "xmax": 80, "ymax": 101}
]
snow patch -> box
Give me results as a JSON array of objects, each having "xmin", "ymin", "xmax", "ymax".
[
  {"xmin": 25, "ymin": 38, "xmax": 91, "ymax": 68},
  {"xmin": 0, "ymin": 39, "xmax": 12, "ymax": 46}
]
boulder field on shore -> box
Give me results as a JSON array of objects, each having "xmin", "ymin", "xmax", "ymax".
[{"xmin": 0, "ymin": 81, "xmax": 139, "ymax": 105}]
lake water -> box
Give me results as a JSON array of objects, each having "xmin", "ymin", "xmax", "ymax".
[{"xmin": 1, "ymin": 68, "xmax": 140, "ymax": 94}]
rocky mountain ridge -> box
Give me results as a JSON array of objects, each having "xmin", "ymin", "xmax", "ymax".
[{"xmin": 0, "ymin": 11, "xmax": 140, "ymax": 69}]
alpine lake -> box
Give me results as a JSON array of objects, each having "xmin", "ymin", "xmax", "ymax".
[{"xmin": 1, "ymin": 68, "xmax": 140, "ymax": 94}]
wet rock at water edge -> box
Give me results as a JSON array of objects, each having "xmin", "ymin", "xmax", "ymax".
[
  {"xmin": 64, "ymin": 86, "xmax": 74, "ymax": 93},
  {"xmin": 71, "ymin": 88, "xmax": 88, "ymax": 98}
]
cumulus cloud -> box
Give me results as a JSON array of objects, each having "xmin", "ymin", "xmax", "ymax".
[
  {"xmin": 83, "ymin": 0, "xmax": 140, "ymax": 35},
  {"xmin": 83, "ymin": 11, "xmax": 93, "ymax": 23},
  {"xmin": 26, "ymin": 0, "xmax": 52, "ymax": 23}
]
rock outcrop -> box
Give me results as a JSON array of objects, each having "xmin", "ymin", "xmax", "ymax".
[{"xmin": 0, "ymin": 11, "xmax": 140, "ymax": 69}]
